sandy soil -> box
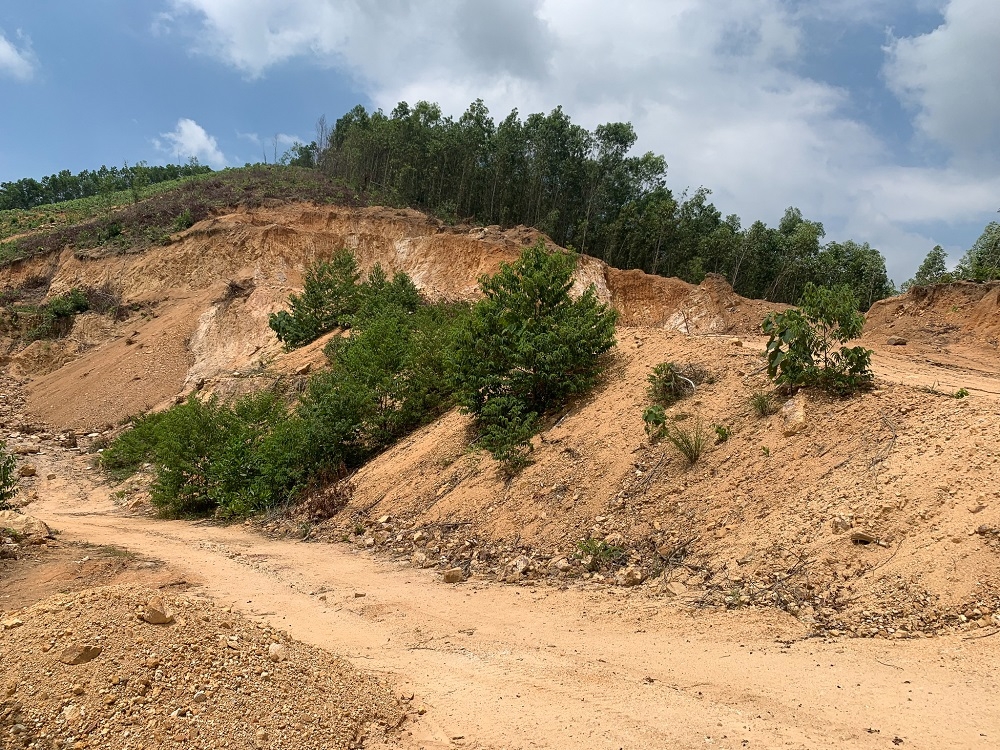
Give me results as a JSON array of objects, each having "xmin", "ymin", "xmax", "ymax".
[{"xmin": 0, "ymin": 447, "xmax": 995, "ymax": 750}]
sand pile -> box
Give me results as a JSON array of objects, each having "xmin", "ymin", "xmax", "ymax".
[{"xmin": 0, "ymin": 585, "xmax": 402, "ymax": 749}]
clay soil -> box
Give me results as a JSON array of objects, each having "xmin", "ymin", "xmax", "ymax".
[{"xmin": 2, "ymin": 203, "xmax": 1000, "ymax": 748}]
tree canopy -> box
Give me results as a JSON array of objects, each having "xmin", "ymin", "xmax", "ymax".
[{"xmin": 307, "ymin": 99, "xmax": 896, "ymax": 308}]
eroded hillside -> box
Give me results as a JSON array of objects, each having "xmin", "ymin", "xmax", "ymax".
[{"xmin": 2, "ymin": 201, "xmax": 999, "ymax": 642}]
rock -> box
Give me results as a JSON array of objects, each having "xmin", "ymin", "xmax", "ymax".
[
  {"xmin": 141, "ymin": 596, "xmax": 175, "ymax": 625},
  {"xmin": 831, "ymin": 516, "xmax": 853, "ymax": 533},
  {"xmin": 662, "ymin": 581, "xmax": 687, "ymax": 597},
  {"xmin": 617, "ymin": 566, "xmax": 646, "ymax": 586},
  {"xmin": 729, "ymin": 338, "xmax": 743, "ymax": 347},
  {"xmin": 193, "ymin": 691, "xmax": 208, "ymax": 703},
  {"xmin": 413, "ymin": 530, "xmax": 429, "ymax": 546},
  {"xmin": 442, "ymin": 567, "xmax": 466, "ymax": 583},
  {"xmin": 850, "ymin": 531, "xmax": 877, "ymax": 545},
  {"xmin": 295, "ymin": 363, "xmax": 312, "ymax": 375},
  {"xmin": 886, "ymin": 336, "xmax": 908, "ymax": 346},
  {"xmin": 603, "ymin": 532, "xmax": 624, "ymax": 547},
  {"xmin": 17, "ymin": 464, "xmax": 36, "ymax": 477},
  {"xmin": 0, "ymin": 510, "xmax": 50, "ymax": 543},
  {"xmin": 58, "ymin": 644, "xmax": 103, "ymax": 665},
  {"xmin": 510, "ymin": 555, "xmax": 531, "ymax": 577},
  {"xmin": 1, "ymin": 618, "xmax": 24, "ymax": 630},
  {"xmin": 550, "ymin": 557, "xmax": 573, "ymax": 573},
  {"xmin": 46, "ymin": 473, "xmax": 56, "ymax": 480},
  {"xmin": 267, "ymin": 643, "xmax": 287, "ymax": 662},
  {"xmin": 781, "ymin": 397, "xmax": 807, "ymax": 436}
]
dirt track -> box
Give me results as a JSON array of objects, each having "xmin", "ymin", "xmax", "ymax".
[{"xmin": 18, "ymin": 453, "xmax": 1000, "ymax": 750}]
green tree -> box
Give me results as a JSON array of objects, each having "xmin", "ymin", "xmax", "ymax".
[
  {"xmin": 448, "ymin": 241, "xmax": 618, "ymax": 467},
  {"xmin": 956, "ymin": 222, "xmax": 1000, "ymax": 281},
  {"xmin": 762, "ymin": 283, "xmax": 873, "ymax": 395},
  {"xmin": 902, "ymin": 245, "xmax": 951, "ymax": 291}
]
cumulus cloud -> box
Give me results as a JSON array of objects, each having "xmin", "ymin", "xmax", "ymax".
[
  {"xmin": 0, "ymin": 28, "xmax": 37, "ymax": 81},
  {"xmin": 884, "ymin": 0, "xmax": 1000, "ymax": 164},
  {"xmin": 162, "ymin": 0, "xmax": 999, "ymax": 280},
  {"xmin": 154, "ymin": 118, "xmax": 227, "ymax": 168}
]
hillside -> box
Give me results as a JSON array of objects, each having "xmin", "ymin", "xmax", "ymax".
[{"xmin": 0, "ymin": 197, "xmax": 997, "ymax": 639}]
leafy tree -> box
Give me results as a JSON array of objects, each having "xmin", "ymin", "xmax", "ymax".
[
  {"xmin": 448, "ymin": 241, "xmax": 618, "ymax": 467},
  {"xmin": 762, "ymin": 283, "xmax": 873, "ymax": 396},
  {"xmin": 902, "ymin": 245, "xmax": 951, "ymax": 291},
  {"xmin": 956, "ymin": 222, "xmax": 1000, "ymax": 281},
  {"xmin": 0, "ymin": 441, "xmax": 17, "ymax": 509},
  {"xmin": 268, "ymin": 249, "xmax": 361, "ymax": 347}
]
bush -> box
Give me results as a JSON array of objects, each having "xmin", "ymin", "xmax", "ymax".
[
  {"xmin": 664, "ymin": 418, "xmax": 708, "ymax": 464},
  {"xmin": 448, "ymin": 242, "xmax": 617, "ymax": 468},
  {"xmin": 0, "ymin": 441, "xmax": 17, "ymax": 509},
  {"xmin": 762, "ymin": 283, "xmax": 873, "ymax": 396}
]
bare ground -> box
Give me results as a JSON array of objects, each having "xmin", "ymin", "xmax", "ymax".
[{"xmin": 1, "ymin": 444, "xmax": 996, "ymax": 750}]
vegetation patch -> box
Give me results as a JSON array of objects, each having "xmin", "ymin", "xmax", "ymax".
[
  {"xmin": 0, "ymin": 441, "xmax": 17, "ymax": 510},
  {"xmin": 762, "ymin": 283, "xmax": 874, "ymax": 396}
]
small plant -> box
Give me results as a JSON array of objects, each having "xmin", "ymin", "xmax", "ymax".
[
  {"xmin": 0, "ymin": 441, "xmax": 17, "ymax": 509},
  {"xmin": 762, "ymin": 283, "xmax": 874, "ymax": 396},
  {"xmin": 749, "ymin": 389, "xmax": 777, "ymax": 417},
  {"xmin": 713, "ymin": 424, "xmax": 731, "ymax": 444},
  {"xmin": 761, "ymin": 446, "xmax": 770, "ymax": 457},
  {"xmin": 575, "ymin": 538, "xmax": 626, "ymax": 569},
  {"xmin": 642, "ymin": 404, "xmax": 667, "ymax": 439},
  {"xmin": 647, "ymin": 362, "xmax": 713, "ymax": 406},
  {"xmin": 664, "ymin": 418, "xmax": 708, "ymax": 464},
  {"xmin": 172, "ymin": 208, "xmax": 195, "ymax": 231},
  {"xmin": 953, "ymin": 388, "xmax": 970, "ymax": 399}
]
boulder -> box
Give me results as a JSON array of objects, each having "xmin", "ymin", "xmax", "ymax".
[
  {"xmin": 17, "ymin": 464, "xmax": 36, "ymax": 477},
  {"xmin": 781, "ymin": 397, "xmax": 807, "ymax": 436},
  {"xmin": 0, "ymin": 510, "xmax": 50, "ymax": 543},
  {"xmin": 442, "ymin": 567, "xmax": 467, "ymax": 583},
  {"xmin": 886, "ymin": 336, "xmax": 908, "ymax": 346},
  {"xmin": 141, "ymin": 596, "xmax": 175, "ymax": 625}
]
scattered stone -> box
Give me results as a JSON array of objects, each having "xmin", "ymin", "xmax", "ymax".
[
  {"xmin": 616, "ymin": 566, "xmax": 646, "ymax": 587},
  {"xmin": 510, "ymin": 555, "xmax": 531, "ymax": 577},
  {"xmin": 781, "ymin": 397, "xmax": 807, "ymax": 436},
  {"xmin": 1, "ymin": 617, "xmax": 24, "ymax": 630},
  {"xmin": 295, "ymin": 363, "xmax": 312, "ymax": 376},
  {"xmin": 729, "ymin": 337, "xmax": 743, "ymax": 347},
  {"xmin": 58, "ymin": 644, "xmax": 103, "ymax": 665},
  {"xmin": 663, "ymin": 581, "xmax": 688, "ymax": 597},
  {"xmin": 267, "ymin": 643, "xmax": 287, "ymax": 662},
  {"xmin": 550, "ymin": 557, "xmax": 573, "ymax": 573},
  {"xmin": 886, "ymin": 336, "xmax": 908, "ymax": 346},
  {"xmin": 831, "ymin": 516, "xmax": 853, "ymax": 533},
  {"xmin": 141, "ymin": 596, "xmax": 176, "ymax": 625},
  {"xmin": 443, "ymin": 567, "xmax": 466, "ymax": 583},
  {"xmin": 46, "ymin": 473, "xmax": 57, "ymax": 480},
  {"xmin": 17, "ymin": 464, "xmax": 37, "ymax": 477},
  {"xmin": 193, "ymin": 691, "xmax": 208, "ymax": 703}
]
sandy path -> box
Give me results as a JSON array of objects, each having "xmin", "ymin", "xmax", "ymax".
[{"xmin": 19, "ymin": 452, "xmax": 999, "ymax": 750}]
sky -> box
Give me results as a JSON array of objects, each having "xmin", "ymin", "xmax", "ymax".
[{"xmin": 2, "ymin": 1, "xmax": 999, "ymax": 285}]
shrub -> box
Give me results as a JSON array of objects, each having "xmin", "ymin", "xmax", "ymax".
[
  {"xmin": 762, "ymin": 283, "xmax": 873, "ymax": 396},
  {"xmin": 269, "ymin": 249, "xmax": 362, "ymax": 348},
  {"xmin": 954, "ymin": 388, "xmax": 970, "ymax": 399},
  {"xmin": 448, "ymin": 242, "xmax": 617, "ymax": 469},
  {"xmin": 749, "ymin": 389, "xmax": 777, "ymax": 417},
  {"xmin": 0, "ymin": 441, "xmax": 17, "ymax": 509},
  {"xmin": 646, "ymin": 362, "xmax": 713, "ymax": 406},
  {"xmin": 576, "ymin": 538, "xmax": 626, "ymax": 569}
]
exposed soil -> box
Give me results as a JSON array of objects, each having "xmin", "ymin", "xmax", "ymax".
[{"xmin": 2, "ymin": 203, "xmax": 1000, "ymax": 748}]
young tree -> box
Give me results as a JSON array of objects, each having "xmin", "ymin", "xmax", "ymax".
[
  {"xmin": 902, "ymin": 245, "xmax": 951, "ymax": 291},
  {"xmin": 956, "ymin": 222, "xmax": 1000, "ymax": 281},
  {"xmin": 762, "ymin": 283, "xmax": 873, "ymax": 396},
  {"xmin": 448, "ymin": 241, "xmax": 618, "ymax": 467}
]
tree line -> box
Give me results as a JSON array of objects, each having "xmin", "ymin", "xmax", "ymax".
[
  {"xmin": 293, "ymin": 100, "xmax": 896, "ymax": 309},
  {"xmin": 903, "ymin": 221, "xmax": 1000, "ymax": 289},
  {"xmin": 0, "ymin": 161, "xmax": 212, "ymax": 211}
]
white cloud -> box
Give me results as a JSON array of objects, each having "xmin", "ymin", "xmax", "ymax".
[
  {"xmin": 0, "ymin": 28, "xmax": 36, "ymax": 81},
  {"xmin": 884, "ymin": 0, "xmax": 1000, "ymax": 164},
  {"xmin": 154, "ymin": 118, "xmax": 227, "ymax": 168},
  {"xmin": 163, "ymin": 0, "xmax": 999, "ymax": 279}
]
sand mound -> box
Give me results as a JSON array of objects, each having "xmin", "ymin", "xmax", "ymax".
[
  {"xmin": 0, "ymin": 585, "xmax": 402, "ymax": 749},
  {"xmin": 865, "ymin": 281, "xmax": 1000, "ymax": 348}
]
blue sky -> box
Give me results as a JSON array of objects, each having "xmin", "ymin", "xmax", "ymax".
[{"xmin": 2, "ymin": 1, "xmax": 999, "ymax": 285}]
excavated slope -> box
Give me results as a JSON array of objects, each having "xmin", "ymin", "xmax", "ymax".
[{"xmin": 0, "ymin": 204, "xmax": 776, "ymax": 429}]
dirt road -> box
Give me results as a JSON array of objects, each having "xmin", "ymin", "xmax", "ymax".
[{"xmin": 15, "ymin": 449, "xmax": 997, "ymax": 750}]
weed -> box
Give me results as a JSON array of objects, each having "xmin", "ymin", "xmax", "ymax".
[
  {"xmin": 663, "ymin": 418, "xmax": 708, "ymax": 464},
  {"xmin": 953, "ymin": 388, "xmax": 970, "ymax": 399},
  {"xmin": 713, "ymin": 424, "xmax": 731, "ymax": 444},
  {"xmin": 749, "ymin": 389, "xmax": 777, "ymax": 417},
  {"xmin": 575, "ymin": 538, "xmax": 626, "ymax": 569},
  {"xmin": 761, "ymin": 446, "xmax": 770, "ymax": 457}
]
